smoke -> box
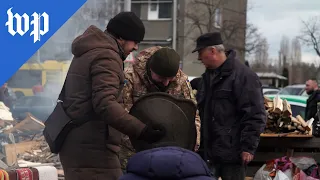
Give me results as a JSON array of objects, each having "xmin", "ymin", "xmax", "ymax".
[
  {"xmin": 29, "ymin": 0, "xmax": 123, "ymax": 62},
  {"xmin": 25, "ymin": 0, "xmax": 125, "ymax": 100}
]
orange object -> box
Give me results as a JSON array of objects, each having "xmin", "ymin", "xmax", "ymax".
[{"xmin": 32, "ymin": 85, "xmax": 44, "ymax": 94}]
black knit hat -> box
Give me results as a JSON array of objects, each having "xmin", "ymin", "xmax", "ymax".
[
  {"xmin": 149, "ymin": 48, "xmax": 180, "ymax": 77},
  {"xmin": 107, "ymin": 12, "xmax": 145, "ymax": 42}
]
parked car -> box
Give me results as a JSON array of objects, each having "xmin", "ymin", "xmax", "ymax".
[
  {"xmin": 188, "ymin": 76, "xmax": 198, "ymax": 82},
  {"xmin": 278, "ymin": 84, "xmax": 308, "ymax": 97},
  {"xmin": 264, "ymin": 94, "xmax": 307, "ymax": 119},
  {"xmin": 262, "ymin": 85, "xmax": 280, "ymax": 95},
  {"xmin": 11, "ymin": 95, "xmax": 56, "ymax": 121}
]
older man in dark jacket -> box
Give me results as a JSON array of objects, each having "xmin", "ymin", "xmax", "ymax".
[
  {"xmin": 192, "ymin": 32, "xmax": 266, "ymax": 180},
  {"xmin": 58, "ymin": 12, "xmax": 165, "ymax": 180}
]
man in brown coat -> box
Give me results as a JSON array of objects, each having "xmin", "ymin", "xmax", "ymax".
[{"xmin": 58, "ymin": 12, "xmax": 166, "ymax": 180}]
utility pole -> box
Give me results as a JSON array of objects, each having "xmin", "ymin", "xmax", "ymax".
[{"xmin": 172, "ymin": 0, "xmax": 177, "ymax": 50}]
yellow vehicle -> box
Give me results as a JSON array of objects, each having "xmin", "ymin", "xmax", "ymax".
[{"xmin": 7, "ymin": 60, "xmax": 71, "ymax": 97}]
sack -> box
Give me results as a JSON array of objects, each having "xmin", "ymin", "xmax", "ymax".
[
  {"xmin": 43, "ymin": 77, "xmax": 77, "ymax": 154},
  {"xmin": 43, "ymin": 101, "xmax": 75, "ymax": 154}
]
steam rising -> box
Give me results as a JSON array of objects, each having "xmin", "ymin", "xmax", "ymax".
[{"xmin": 25, "ymin": 0, "xmax": 124, "ymax": 100}]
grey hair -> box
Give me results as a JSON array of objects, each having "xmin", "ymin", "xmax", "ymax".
[{"xmin": 211, "ymin": 44, "xmax": 225, "ymax": 52}]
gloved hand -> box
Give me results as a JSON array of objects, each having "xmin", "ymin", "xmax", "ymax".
[{"xmin": 138, "ymin": 124, "xmax": 166, "ymax": 143}]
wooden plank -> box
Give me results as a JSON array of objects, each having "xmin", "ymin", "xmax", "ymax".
[
  {"xmin": 260, "ymin": 133, "xmax": 313, "ymax": 138},
  {"xmin": 4, "ymin": 141, "xmax": 39, "ymax": 166},
  {"xmin": 4, "ymin": 113, "xmax": 44, "ymax": 134},
  {"xmin": 259, "ymin": 137, "xmax": 320, "ymax": 148},
  {"xmin": 253, "ymin": 152, "xmax": 320, "ymax": 163}
]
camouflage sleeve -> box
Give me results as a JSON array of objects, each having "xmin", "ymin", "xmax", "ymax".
[
  {"xmin": 122, "ymin": 72, "xmax": 134, "ymax": 113},
  {"xmin": 120, "ymin": 71, "xmax": 136, "ymax": 170},
  {"xmin": 182, "ymin": 80, "xmax": 201, "ymax": 148}
]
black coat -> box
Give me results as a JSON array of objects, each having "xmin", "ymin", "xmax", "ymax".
[
  {"xmin": 305, "ymin": 90, "xmax": 320, "ymax": 121},
  {"xmin": 197, "ymin": 50, "xmax": 266, "ymax": 164}
]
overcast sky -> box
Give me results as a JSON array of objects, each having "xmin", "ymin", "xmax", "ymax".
[{"xmin": 247, "ymin": 0, "xmax": 320, "ymax": 63}]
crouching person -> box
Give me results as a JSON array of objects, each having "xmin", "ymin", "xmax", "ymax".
[
  {"xmin": 119, "ymin": 46, "xmax": 201, "ymax": 170},
  {"xmin": 120, "ymin": 147, "xmax": 215, "ymax": 180}
]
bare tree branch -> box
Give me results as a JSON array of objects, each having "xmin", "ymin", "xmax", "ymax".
[
  {"xmin": 183, "ymin": 0, "xmax": 262, "ymax": 57},
  {"xmin": 299, "ymin": 16, "xmax": 320, "ymax": 57}
]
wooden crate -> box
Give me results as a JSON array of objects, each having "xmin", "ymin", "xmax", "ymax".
[
  {"xmin": 261, "ymin": 133, "xmax": 313, "ymax": 138},
  {"xmin": 247, "ymin": 136, "xmax": 320, "ymax": 177},
  {"xmin": 4, "ymin": 141, "xmax": 39, "ymax": 166}
]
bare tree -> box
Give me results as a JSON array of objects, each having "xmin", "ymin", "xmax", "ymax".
[
  {"xmin": 280, "ymin": 35, "xmax": 290, "ymax": 58},
  {"xmin": 245, "ymin": 23, "xmax": 263, "ymax": 55},
  {"xmin": 279, "ymin": 35, "xmax": 290, "ymax": 67},
  {"xmin": 254, "ymin": 37, "xmax": 269, "ymax": 68},
  {"xmin": 183, "ymin": 0, "xmax": 261, "ymax": 56},
  {"xmin": 290, "ymin": 37, "xmax": 302, "ymax": 65},
  {"xmin": 300, "ymin": 16, "xmax": 320, "ymax": 57}
]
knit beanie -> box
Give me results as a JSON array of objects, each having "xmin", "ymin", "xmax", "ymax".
[
  {"xmin": 107, "ymin": 12, "xmax": 145, "ymax": 42},
  {"xmin": 149, "ymin": 48, "xmax": 180, "ymax": 77}
]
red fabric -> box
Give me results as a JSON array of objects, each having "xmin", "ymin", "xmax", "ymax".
[{"xmin": 16, "ymin": 168, "xmax": 33, "ymax": 180}]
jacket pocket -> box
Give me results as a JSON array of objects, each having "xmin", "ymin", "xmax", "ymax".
[{"xmin": 213, "ymin": 128, "xmax": 232, "ymax": 148}]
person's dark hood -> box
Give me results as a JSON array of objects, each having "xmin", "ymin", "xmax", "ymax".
[
  {"xmin": 71, "ymin": 25, "xmax": 126, "ymax": 59},
  {"xmin": 119, "ymin": 146, "xmax": 215, "ymax": 180}
]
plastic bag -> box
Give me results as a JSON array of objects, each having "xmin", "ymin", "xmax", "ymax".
[
  {"xmin": 290, "ymin": 156, "xmax": 319, "ymax": 178},
  {"xmin": 293, "ymin": 169, "xmax": 319, "ymax": 180},
  {"xmin": 274, "ymin": 170, "xmax": 290, "ymax": 180},
  {"xmin": 290, "ymin": 157, "xmax": 317, "ymax": 170},
  {"xmin": 254, "ymin": 164, "xmax": 272, "ymax": 180}
]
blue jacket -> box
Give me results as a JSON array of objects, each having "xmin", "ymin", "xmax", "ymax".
[{"xmin": 119, "ymin": 146, "xmax": 215, "ymax": 180}]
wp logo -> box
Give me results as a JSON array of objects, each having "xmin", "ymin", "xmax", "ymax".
[{"xmin": 5, "ymin": 7, "xmax": 49, "ymax": 43}]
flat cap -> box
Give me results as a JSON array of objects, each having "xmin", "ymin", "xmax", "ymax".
[{"xmin": 192, "ymin": 32, "xmax": 223, "ymax": 53}]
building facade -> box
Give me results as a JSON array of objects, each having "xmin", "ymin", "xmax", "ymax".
[
  {"xmin": 31, "ymin": 0, "xmax": 247, "ymax": 77},
  {"xmin": 130, "ymin": 0, "xmax": 247, "ymax": 76}
]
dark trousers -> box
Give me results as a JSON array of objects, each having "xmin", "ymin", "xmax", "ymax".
[{"xmin": 209, "ymin": 163, "xmax": 246, "ymax": 180}]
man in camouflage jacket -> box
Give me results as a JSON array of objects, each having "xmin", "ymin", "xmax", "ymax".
[{"xmin": 120, "ymin": 46, "xmax": 201, "ymax": 170}]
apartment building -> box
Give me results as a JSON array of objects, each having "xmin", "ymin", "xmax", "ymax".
[
  {"xmin": 129, "ymin": 0, "xmax": 247, "ymax": 76},
  {"xmin": 33, "ymin": 0, "xmax": 247, "ymax": 77}
]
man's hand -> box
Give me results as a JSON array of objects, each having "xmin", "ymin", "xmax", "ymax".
[
  {"xmin": 242, "ymin": 152, "xmax": 254, "ymax": 165},
  {"xmin": 194, "ymin": 144, "xmax": 200, "ymax": 152},
  {"xmin": 138, "ymin": 124, "xmax": 166, "ymax": 143}
]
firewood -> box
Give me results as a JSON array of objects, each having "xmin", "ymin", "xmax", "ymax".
[
  {"xmin": 306, "ymin": 118, "xmax": 314, "ymax": 127},
  {"xmin": 279, "ymin": 121, "xmax": 284, "ymax": 127},
  {"xmin": 265, "ymin": 102, "xmax": 274, "ymax": 109},
  {"xmin": 296, "ymin": 115, "xmax": 311, "ymax": 131},
  {"xmin": 306, "ymin": 118, "xmax": 315, "ymax": 135},
  {"xmin": 287, "ymin": 125, "xmax": 296, "ymax": 130},
  {"xmin": 273, "ymin": 96, "xmax": 283, "ymax": 114},
  {"xmin": 282, "ymin": 100, "xmax": 292, "ymax": 117},
  {"xmin": 291, "ymin": 117, "xmax": 301, "ymax": 125},
  {"xmin": 297, "ymin": 125, "xmax": 306, "ymax": 131},
  {"xmin": 264, "ymin": 96, "xmax": 273, "ymax": 103}
]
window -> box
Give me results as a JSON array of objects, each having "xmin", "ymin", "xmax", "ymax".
[
  {"xmin": 301, "ymin": 90, "xmax": 309, "ymax": 97},
  {"xmin": 279, "ymin": 87, "xmax": 304, "ymax": 96},
  {"xmin": 131, "ymin": 0, "xmax": 141, "ymax": 18},
  {"xmin": 290, "ymin": 105, "xmax": 306, "ymax": 119},
  {"xmin": 148, "ymin": 0, "xmax": 172, "ymax": 20},
  {"xmin": 214, "ymin": 8, "xmax": 222, "ymax": 28},
  {"xmin": 264, "ymin": 90, "xmax": 279, "ymax": 95}
]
